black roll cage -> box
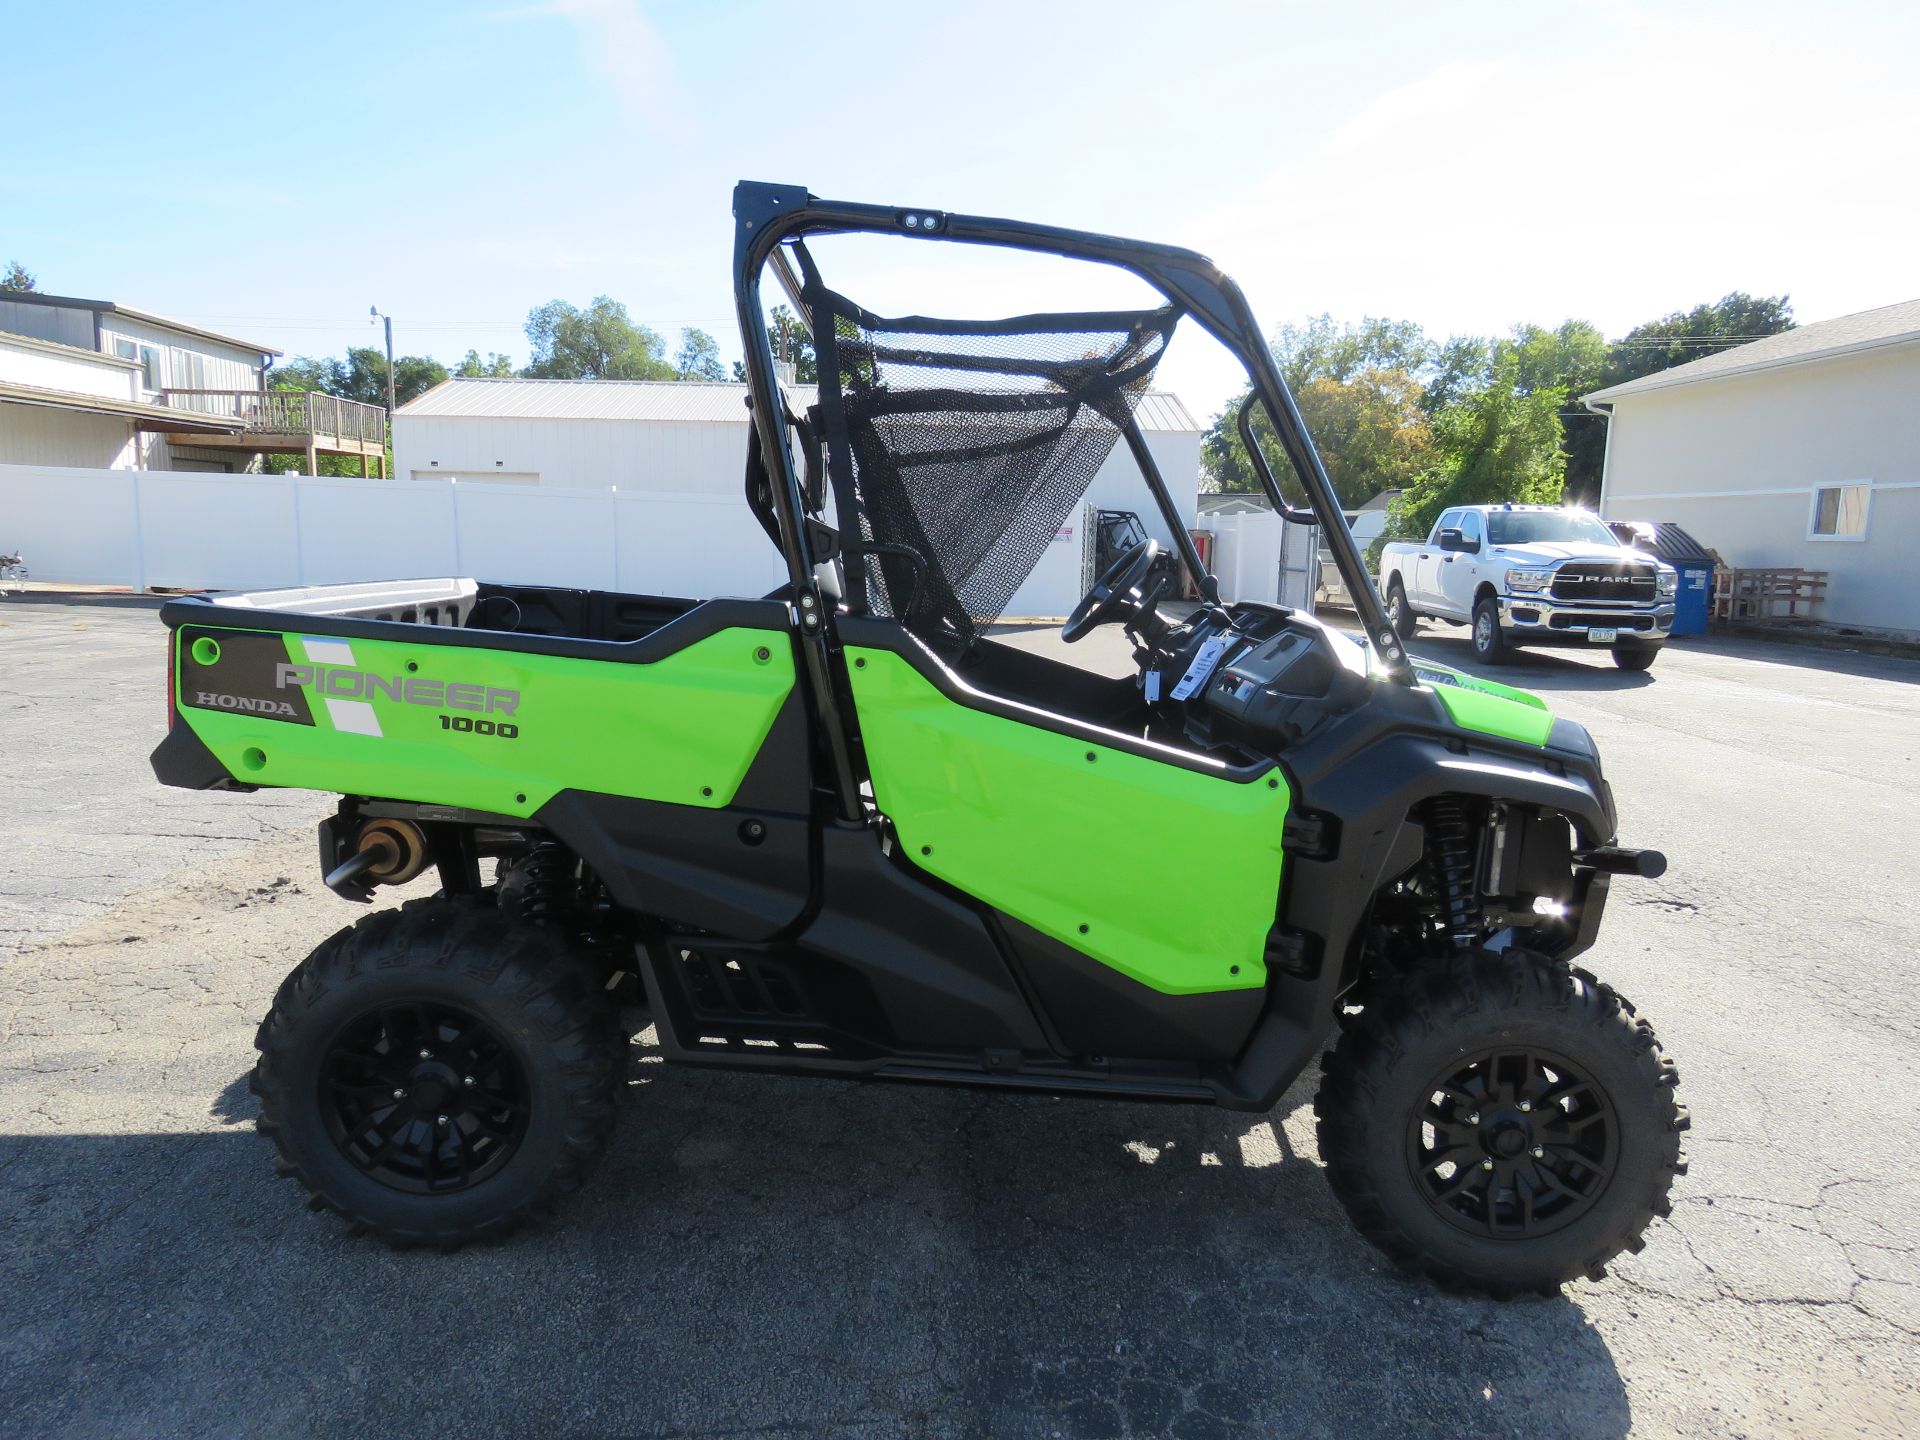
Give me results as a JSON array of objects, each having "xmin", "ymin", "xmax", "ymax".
[{"xmin": 731, "ymin": 181, "xmax": 1414, "ymax": 818}]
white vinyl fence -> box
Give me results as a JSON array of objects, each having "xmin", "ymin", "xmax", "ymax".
[{"xmin": 0, "ymin": 464, "xmax": 790, "ymax": 597}]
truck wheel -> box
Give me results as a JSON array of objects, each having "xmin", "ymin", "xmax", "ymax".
[
  {"xmin": 1613, "ymin": 644, "xmax": 1660, "ymax": 671},
  {"xmin": 251, "ymin": 896, "xmax": 621, "ymax": 1249},
  {"xmin": 1471, "ymin": 596, "xmax": 1509, "ymax": 664},
  {"xmin": 1386, "ymin": 579, "xmax": 1417, "ymax": 640},
  {"xmin": 1314, "ymin": 947, "xmax": 1688, "ymax": 1298}
]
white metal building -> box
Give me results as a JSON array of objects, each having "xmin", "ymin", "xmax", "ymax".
[
  {"xmin": 393, "ymin": 378, "xmax": 1206, "ymax": 616},
  {"xmin": 1585, "ymin": 299, "xmax": 1920, "ymax": 636}
]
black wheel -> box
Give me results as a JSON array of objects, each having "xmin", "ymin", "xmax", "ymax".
[
  {"xmin": 1315, "ymin": 948, "xmax": 1688, "ymax": 1297},
  {"xmin": 252, "ymin": 896, "xmax": 621, "ymax": 1248},
  {"xmin": 1386, "ymin": 579, "xmax": 1417, "ymax": 640},
  {"xmin": 1613, "ymin": 644, "xmax": 1660, "ymax": 671},
  {"xmin": 1471, "ymin": 595, "xmax": 1509, "ymax": 665}
]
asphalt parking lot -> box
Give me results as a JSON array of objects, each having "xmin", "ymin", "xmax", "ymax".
[{"xmin": 2, "ymin": 596, "xmax": 1917, "ymax": 1439}]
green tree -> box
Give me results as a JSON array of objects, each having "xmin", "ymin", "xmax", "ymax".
[
  {"xmin": 522, "ymin": 296, "xmax": 674, "ymax": 380},
  {"xmin": 729, "ymin": 305, "xmax": 818, "ymax": 384},
  {"xmin": 271, "ymin": 348, "xmax": 446, "ymax": 409},
  {"xmin": 1603, "ymin": 292, "xmax": 1794, "ymax": 387},
  {"xmin": 1204, "ymin": 314, "xmax": 1436, "ymax": 506},
  {"xmin": 1423, "ymin": 336, "xmax": 1491, "ymax": 417},
  {"xmin": 1203, "ymin": 368, "xmax": 1435, "ymax": 509},
  {"xmin": 1390, "ymin": 350, "xmax": 1568, "ymax": 540},
  {"xmin": 1272, "ymin": 314, "xmax": 1432, "ymax": 390},
  {"xmin": 674, "ymin": 326, "xmax": 726, "ymax": 381},
  {"xmin": 1, "ymin": 261, "xmax": 36, "ymax": 292},
  {"xmin": 455, "ymin": 349, "xmax": 516, "ymax": 378}
]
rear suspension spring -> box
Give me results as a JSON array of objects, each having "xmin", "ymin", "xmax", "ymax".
[
  {"xmin": 1425, "ymin": 797, "xmax": 1483, "ymax": 948},
  {"xmin": 501, "ymin": 840, "xmax": 576, "ymax": 926}
]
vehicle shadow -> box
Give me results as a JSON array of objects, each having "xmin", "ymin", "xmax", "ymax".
[
  {"xmin": 1401, "ymin": 632, "xmax": 1659, "ymax": 693},
  {"xmin": 1, "ymin": 1057, "xmax": 1633, "ymax": 1439}
]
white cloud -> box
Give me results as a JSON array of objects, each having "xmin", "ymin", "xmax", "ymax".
[
  {"xmin": 486, "ymin": 0, "xmax": 690, "ymax": 137},
  {"xmin": 1161, "ymin": 2, "xmax": 1920, "ymax": 416}
]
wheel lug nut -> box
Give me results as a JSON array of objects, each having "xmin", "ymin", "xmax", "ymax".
[
  {"xmin": 1467, "ymin": 1112, "xmax": 1481, "ymax": 1125},
  {"xmin": 437, "ymin": 1114, "xmax": 449, "ymax": 1126},
  {"xmin": 463, "ymin": 1075, "xmax": 475, "ymax": 1086},
  {"xmin": 1481, "ymin": 1158, "xmax": 1495, "ymax": 1171},
  {"xmin": 1518, "ymin": 1100, "xmax": 1532, "ymax": 1113},
  {"xmin": 418, "ymin": 1048, "xmax": 432, "ymax": 1060},
  {"xmin": 391, "ymin": 1088, "xmax": 406, "ymax": 1100},
  {"xmin": 1532, "ymin": 1146, "xmax": 1545, "ymax": 1159}
]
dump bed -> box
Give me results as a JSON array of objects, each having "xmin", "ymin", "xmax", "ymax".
[{"xmin": 151, "ymin": 578, "xmax": 800, "ymax": 824}]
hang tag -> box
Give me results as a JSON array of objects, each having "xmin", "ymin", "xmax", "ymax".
[
  {"xmin": 1170, "ymin": 635, "xmax": 1231, "ymax": 701},
  {"xmin": 1144, "ymin": 669, "xmax": 1162, "ymax": 702}
]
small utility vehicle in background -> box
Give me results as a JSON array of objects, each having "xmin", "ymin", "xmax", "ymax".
[
  {"xmin": 1379, "ymin": 504, "xmax": 1678, "ymax": 670},
  {"xmin": 152, "ymin": 183, "xmax": 1685, "ymax": 1296}
]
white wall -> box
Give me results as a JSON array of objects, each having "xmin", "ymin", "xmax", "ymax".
[
  {"xmin": 393, "ymin": 415, "xmax": 750, "ymax": 494},
  {"xmin": 1600, "ymin": 346, "xmax": 1920, "ymax": 633},
  {"xmin": 96, "ymin": 315, "xmax": 265, "ymax": 396},
  {"xmin": 0, "ymin": 403, "xmax": 138, "ymax": 469},
  {"xmin": 0, "ymin": 332, "xmax": 141, "ymax": 401},
  {"xmin": 0, "ymin": 463, "xmax": 788, "ymax": 598}
]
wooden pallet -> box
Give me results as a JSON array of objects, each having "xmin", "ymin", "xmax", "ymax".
[{"xmin": 1712, "ymin": 567, "xmax": 1827, "ymax": 625}]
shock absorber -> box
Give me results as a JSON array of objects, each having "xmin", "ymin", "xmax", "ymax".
[
  {"xmin": 1425, "ymin": 796, "xmax": 1484, "ymax": 948},
  {"xmin": 499, "ymin": 840, "xmax": 576, "ymax": 926}
]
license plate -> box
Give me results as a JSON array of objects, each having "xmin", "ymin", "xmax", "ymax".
[{"xmin": 1588, "ymin": 627, "xmax": 1618, "ymax": 644}]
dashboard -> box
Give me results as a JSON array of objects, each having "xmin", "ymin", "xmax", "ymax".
[{"xmin": 1143, "ymin": 603, "xmax": 1372, "ymax": 756}]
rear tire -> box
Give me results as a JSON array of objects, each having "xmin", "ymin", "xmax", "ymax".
[
  {"xmin": 1613, "ymin": 644, "xmax": 1660, "ymax": 671},
  {"xmin": 1315, "ymin": 948, "xmax": 1688, "ymax": 1298},
  {"xmin": 1471, "ymin": 596, "xmax": 1510, "ymax": 665},
  {"xmin": 1386, "ymin": 579, "xmax": 1418, "ymax": 640},
  {"xmin": 251, "ymin": 896, "xmax": 621, "ymax": 1248}
]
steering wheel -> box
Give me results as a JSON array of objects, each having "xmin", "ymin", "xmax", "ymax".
[{"xmin": 1062, "ymin": 538, "xmax": 1163, "ymax": 644}]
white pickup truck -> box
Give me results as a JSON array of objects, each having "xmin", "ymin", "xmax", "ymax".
[{"xmin": 1377, "ymin": 504, "xmax": 1678, "ymax": 671}]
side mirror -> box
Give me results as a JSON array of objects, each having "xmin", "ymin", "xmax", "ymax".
[{"xmin": 1438, "ymin": 528, "xmax": 1478, "ymax": 554}]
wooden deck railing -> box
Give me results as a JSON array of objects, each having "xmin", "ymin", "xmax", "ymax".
[{"xmin": 159, "ymin": 389, "xmax": 388, "ymax": 446}]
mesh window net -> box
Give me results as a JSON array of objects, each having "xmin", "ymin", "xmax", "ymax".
[{"xmin": 808, "ymin": 281, "xmax": 1180, "ymax": 653}]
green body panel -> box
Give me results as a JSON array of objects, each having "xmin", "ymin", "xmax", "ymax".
[
  {"xmin": 179, "ymin": 625, "xmax": 795, "ymax": 819},
  {"xmin": 846, "ymin": 648, "xmax": 1288, "ymax": 996},
  {"xmin": 1414, "ymin": 663, "xmax": 1555, "ymax": 747}
]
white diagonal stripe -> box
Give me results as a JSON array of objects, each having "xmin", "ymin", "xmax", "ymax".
[
  {"xmin": 303, "ymin": 637, "xmax": 356, "ymax": 665},
  {"xmin": 325, "ymin": 698, "xmax": 383, "ymax": 737}
]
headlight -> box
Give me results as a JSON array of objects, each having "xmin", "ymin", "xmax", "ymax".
[
  {"xmin": 1656, "ymin": 568, "xmax": 1678, "ymax": 597},
  {"xmin": 1507, "ymin": 568, "xmax": 1554, "ymax": 593}
]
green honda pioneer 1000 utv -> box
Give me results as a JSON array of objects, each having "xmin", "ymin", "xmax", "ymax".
[{"xmin": 151, "ymin": 182, "xmax": 1685, "ymax": 1295}]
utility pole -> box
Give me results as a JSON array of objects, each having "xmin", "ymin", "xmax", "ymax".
[{"xmin": 369, "ymin": 305, "xmax": 396, "ymax": 419}]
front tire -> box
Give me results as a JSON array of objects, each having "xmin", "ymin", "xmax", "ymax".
[
  {"xmin": 251, "ymin": 896, "xmax": 621, "ymax": 1248},
  {"xmin": 1386, "ymin": 579, "xmax": 1418, "ymax": 640},
  {"xmin": 1471, "ymin": 596, "xmax": 1510, "ymax": 665},
  {"xmin": 1613, "ymin": 644, "xmax": 1660, "ymax": 671},
  {"xmin": 1315, "ymin": 948, "xmax": 1688, "ymax": 1297}
]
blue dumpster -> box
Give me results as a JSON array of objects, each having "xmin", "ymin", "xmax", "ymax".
[{"xmin": 1608, "ymin": 521, "xmax": 1715, "ymax": 637}]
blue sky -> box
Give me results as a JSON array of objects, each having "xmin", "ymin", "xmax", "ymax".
[{"xmin": 6, "ymin": 0, "xmax": 1917, "ymax": 416}]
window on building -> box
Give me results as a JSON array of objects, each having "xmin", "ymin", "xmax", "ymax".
[
  {"xmin": 1809, "ymin": 483, "xmax": 1870, "ymax": 541},
  {"xmin": 109, "ymin": 337, "xmax": 165, "ymax": 390}
]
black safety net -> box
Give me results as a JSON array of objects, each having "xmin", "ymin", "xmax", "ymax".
[{"xmin": 805, "ymin": 275, "xmax": 1180, "ymax": 652}]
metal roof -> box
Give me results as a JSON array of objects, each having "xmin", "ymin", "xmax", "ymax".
[
  {"xmin": 0, "ymin": 291, "xmax": 283, "ymax": 357},
  {"xmin": 1583, "ymin": 297, "xmax": 1920, "ymax": 404},
  {"xmin": 398, "ymin": 377, "xmax": 1205, "ymax": 432}
]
